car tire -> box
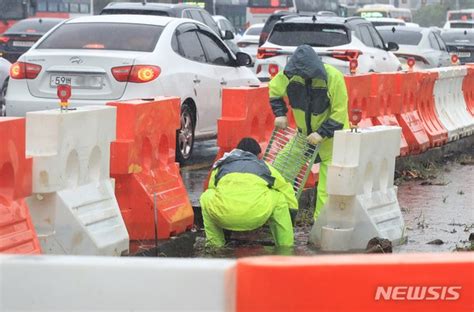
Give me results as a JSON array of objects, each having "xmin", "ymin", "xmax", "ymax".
[
  {"xmin": 0, "ymin": 78, "xmax": 7, "ymax": 117},
  {"xmin": 176, "ymin": 103, "xmax": 195, "ymax": 164}
]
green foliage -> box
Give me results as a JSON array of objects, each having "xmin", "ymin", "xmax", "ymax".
[{"xmin": 414, "ymin": 4, "xmax": 449, "ymax": 27}]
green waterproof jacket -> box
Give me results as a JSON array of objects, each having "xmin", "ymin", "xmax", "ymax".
[
  {"xmin": 205, "ymin": 149, "xmax": 297, "ymax": 231},
  {"xmin": 269, "ymin": 45, "xmax": 349, "ymax": 138}
]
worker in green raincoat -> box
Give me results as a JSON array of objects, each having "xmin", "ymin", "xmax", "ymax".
[
  {"xmin": 269, "ymin": 45, "xmax": 349, "ymax": 219},
  {"xmin": 200, "ymin": 138, "xmax": 298, "ymax": 248}
]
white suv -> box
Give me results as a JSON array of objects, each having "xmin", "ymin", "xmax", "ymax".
[{"xmin": 255, "ymin": 16, "xmax": 402, "ymax": 81}]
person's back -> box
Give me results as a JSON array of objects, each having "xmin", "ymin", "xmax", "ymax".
[{"xmin": 200, "ymin": 138, "xmax": 297, "ymax": 247}]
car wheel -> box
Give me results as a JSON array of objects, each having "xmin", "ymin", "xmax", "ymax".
[
  {"xmin": 0, "ymin": 78, "xmax": 7, "ymax": 117},
  {"xmin": 176, "ymin": 103, "xmax": 195, "ymax": 163}
]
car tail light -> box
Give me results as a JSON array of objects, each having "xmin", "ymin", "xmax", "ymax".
[
  {"xmin": 257, "ymin": 47, "xmax": 281, "ymax": 59},
  {"xmin": 329, "ymin": 49, "xmax": 362, "ymax": 61},
  {"xmin": 0, "ymin": 36, "xmax": 9, "ymax": 44},
  {"xmin": 256, "ymin": 64, "xmax": 262, "ymax": 74},
  {"xmin": 112, "ymin": 65, "xmax": 161, "ymax": 83},
  {"xmin": 268, "ymin": 64, "xmax": 279, "ymax": 77},
  {"xmin": 10, "ymin": 62, "xmax": 42, "ymax": 79}
]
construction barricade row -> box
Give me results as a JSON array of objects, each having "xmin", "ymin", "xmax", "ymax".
[
  {"xmin": 1, "ymin": 253, "xmax": 472, "ymax": 311},
  {"xmin": 25, "ymin": 107, "xmax": 129, "ymax": 256},
  {"xmin": 108, "ymin": 97, "xmax": 194, "ymax": 241},
  {"xmin": 431, "ymin": 66, "xmax": 474, "ymax": 141},
  {"xmin": 0, "ymin": 117, "xmax": 40, "ymax": 254}
]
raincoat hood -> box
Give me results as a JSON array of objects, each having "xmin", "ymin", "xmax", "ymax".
[
  {"xmin": 213, "ymin": 149, "xmax": 258, "ymax": 169},
  {"xmin": 284, "ymin": 44, "xmax": 327, "ymax": 81}
]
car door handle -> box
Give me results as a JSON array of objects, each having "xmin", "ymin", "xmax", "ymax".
[
  {"xmin": 193, "ymin": 78, "xmax": 201, "ymax": 84},
  {"xmin": 383, "ymin": 57, "xmax": 387, "ymax": 61},
  {"xmin": 220, "ymin": 80, "xmax": 227, "ymax": 86},
  {"xmin": 370, "ymin": 55, "xmax": 375, "ymax": 59}
]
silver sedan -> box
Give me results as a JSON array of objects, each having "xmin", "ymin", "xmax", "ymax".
[{"xmin": 378, "ymin": 26, "xmax": 452, "ymax": 70}]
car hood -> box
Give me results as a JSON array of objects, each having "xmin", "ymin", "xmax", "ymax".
[{"xmin": 284, "ymin": 44, "xmax": 327, "ymax": 81}]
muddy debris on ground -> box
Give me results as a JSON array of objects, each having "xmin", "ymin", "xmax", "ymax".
[{"xmin": 366, "ymin": 237, "xmax": 393, "ymax": 253}]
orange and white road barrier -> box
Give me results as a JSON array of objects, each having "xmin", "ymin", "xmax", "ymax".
[
  {"xmin": 108, "ymin": 97, "xmax": 194, "ymax": 240},
  {"xmin": 236, "ymin": 253, "xmax": 474, "ymax": 312},
  {"xmin": 310, "ymin": 126, "xmax": 405, "ymax": 251},
  {"xmin": 0, "ymin": 255, "xmax": 236, "ymax": 311},
  {"xmin": 26, "ymin": 107, "xmax": 129, "ymax": 256},
  {"xmin": 431, "ymin": 66, "xmax": 474, "ymax": 141},
  {"xmin": 0, "ymin": 117, "xmax": 40, "ymax": 254}
]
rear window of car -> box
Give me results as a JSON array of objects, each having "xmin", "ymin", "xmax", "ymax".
[
  {"xmin": 378, "ymin": 29, "xmax": 422, "ymax": 45},
  {"xmin": 36, "ymin": 23, "xmax": 163, "ymax": 52},
  {"xmin": 100, "ymin": 9, "xmax": 170, "ymax": 16},
  {"xmin": 268, "ymin": 23, "xmax": 350, "ymax": 47},
  {"xmin": 246, "ymin": 26, "xmax": 263, "ymax": 36},
  {"xmin": 6, "ymin": 19, "xmax": 63, "ymax": 34},
  {"xmin": 441, "ymin": 31, "xmax": 474, "ymax": 44},
  {"xmin": 450, "ymin": 22, "xmax": 474, "ymax": 29}
]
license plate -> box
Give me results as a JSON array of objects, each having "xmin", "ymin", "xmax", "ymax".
[
  {"xmin": 12, "ymin": 41, "xmax": 35, "ymax": 47},
  {"xmin": 457, "ymin": 52, "xmax": 471, "ymax": 58},
  {"xmin": 50, "ymin": 75, "xmax": 103, "ymax": 89}
]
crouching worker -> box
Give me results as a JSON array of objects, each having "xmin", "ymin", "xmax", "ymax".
[{"xmin": 200, "ymin": 138, "xmax": 298, "ymax": 248}]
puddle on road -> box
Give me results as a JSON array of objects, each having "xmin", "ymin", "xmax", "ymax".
[
  {"xmin": 179, "ymin": 142, "xmax": 473, "ymax": 258},
  {"xmin": 395, "ymin": 160, "xmax": 473, "ymax": 253}
]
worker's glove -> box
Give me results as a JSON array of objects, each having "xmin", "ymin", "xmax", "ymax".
[
  {"xmin": 274, "ymin": 116, "xmax": 288, "ymax": 130},
  {"xmin": 307, "ymin": 132, "xmax": 323, "ymax": 145}
]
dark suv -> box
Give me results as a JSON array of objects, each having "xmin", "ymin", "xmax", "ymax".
[{"xmin": 101, "ymin": 2, "xmax": 238, "ymax": 53}]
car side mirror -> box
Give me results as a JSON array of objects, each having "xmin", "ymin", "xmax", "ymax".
[
  {"xmin": 386, "ymin": 41, "xmax": 399, "ymax": 51},
  {"xmin": 222, "ymin": 30, "xmax": 234, "ymax": 40},
  {"xmin": 236, "ymin": 52, "xmax": 252, "ymax": 67}
]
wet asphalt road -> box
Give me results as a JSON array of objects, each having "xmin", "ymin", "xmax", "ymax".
[{"xmin": 180, "ymin": 140, "xmax": 473, "ymax": 257}]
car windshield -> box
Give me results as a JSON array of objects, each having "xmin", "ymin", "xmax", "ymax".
[
  {"xmin": 100, "ymin": 9, "xmax": 169, "ymax": 16},
  {"xmin": 378, "ymin": 29, "xmax": 422, "ymax": 45},
  {"xmin": 6, "ymin": 19, "xmax": 63, "ymax": 34},
  {"xmin": 246, "ymin": 26, "xmax": 263, "ymax": 36},
  {"xmin": 268, "ymin": 23, "xmax": 350, "ymax": 47},
  {"xmin": 37, "ymin": 23, "xmax": 163, "ymax": 52},
  {"xmin": 441, "ymin": 31, "xmax": 474, "ymax": 44}
]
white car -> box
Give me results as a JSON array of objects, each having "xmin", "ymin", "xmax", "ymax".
[
  {"xmin": 0, "ymin": 57, "xmax": 10, "ymax": 116},
  {"xmin": 237, "ymin": 23, "xmax": 264, "ymax": 64},
  {"xmin": 255, "ymin": 16, "xmax": 401, "ymax": 81},
  {"xmin": 378, "ymin": 26, "xmax": 452, "ymax": 70},
  {"xmin": 5, "ymin": 15, "xmax": 258, "ymax": 161}
]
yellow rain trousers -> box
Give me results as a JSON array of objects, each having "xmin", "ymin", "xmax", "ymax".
[{"xmin": 200, "ymin": 165, "xmax": 297, "ymax": 248}]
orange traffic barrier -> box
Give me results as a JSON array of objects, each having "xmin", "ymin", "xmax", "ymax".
[
  {"xmin": 346, "ymin": 74, "xmax": 377, "ymax": 128},
  {"xmin": 217, "ymin": 86, "xmax": 275, "ymax": 159},
  {"xmin": 415, "ymin": 71, "xmax": 448, "ymax": 147},
  {"xmin": 108, "ymin": 98, "xmax": 194, "ymax": 240},
  {"xmin": 463, "ymin": 65, "xmax": 474, "ymax": 117},
  {"xmin": 346, "ymin": 74, "xmax": 409, "ymax": 156},
  {"xmin": 236, "ymin": 253, "xmax": 474, "ymax": 312},
  {"xmin": 0, "ymin": 117, "xmax": 40, "ymax": 254},
  {"xmin": 396, "ymin": 71, "xmax": 431, "ymax": 154},
  {"xmin": 370, "ymin": 73, "xmax": 409, "ymax": 156}
]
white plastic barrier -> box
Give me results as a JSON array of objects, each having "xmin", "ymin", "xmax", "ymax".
[
  {"xmin": 26, "ymin": 107, "xmax": 129, "ymax": 256},
  {"xmin": 0, "ymin": 255, "xmax": 236, "ymax": 311},
  {"xmin": 431, "ymin": 66, "xmax": 474, "ymax": 141},
  {"xmin": 309, "ymin": 126, "xmax": 406, "ymax": 251}
]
